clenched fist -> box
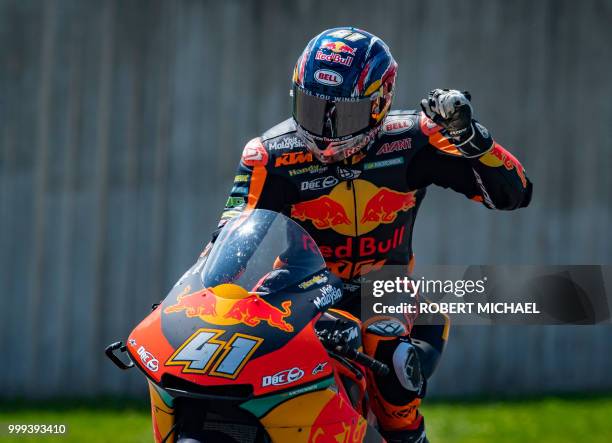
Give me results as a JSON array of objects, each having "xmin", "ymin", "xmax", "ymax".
[
  {"xmin": 421, "ymin": 89, "xmax": 493, "ymax": 157},
  {"xmin": 420, "ymin": 89, "xmax": 473, "ymax": 139}
]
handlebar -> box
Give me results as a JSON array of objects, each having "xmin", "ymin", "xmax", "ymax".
[
  {"xmin": 317, "ymin": 329, "xmax": 390, "ymax": 377},
  {"xmin": 339, "ymin": 345, "xmax": 390, "ymax": 377}
]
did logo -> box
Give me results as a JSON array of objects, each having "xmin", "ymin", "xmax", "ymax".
[{"xmin": 291, "ymin": 179, "xmax": 417, "ymax": 235}]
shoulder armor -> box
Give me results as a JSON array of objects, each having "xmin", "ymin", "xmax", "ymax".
[
  {"xmin": 387, "ymin": 109, "xmax": 419, "ymax": 117},
  {"xmin": 257, "ymin": 119, "xmax": 312, "ymax": 171},
  {"xmin": 261, "ymin": 118, "xmax": 298, "ymax": 142},
  {"xmin": 379, "ymin": 110, "xmax": 420, "ymax": 137},
  {"xmin": 373, "ymin": 110, "xmax": 421, "ymax": 156},
  {"xmin": 262, "ymin": 119, "xmax": 310, "ymax": 162}
]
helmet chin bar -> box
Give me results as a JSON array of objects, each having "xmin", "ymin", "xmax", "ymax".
[{"xmin": 296, "ymin": 124, "xmax": 381, "ymax": 165}]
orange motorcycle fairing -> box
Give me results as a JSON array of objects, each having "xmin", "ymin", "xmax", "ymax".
[
  {"xmin": 110, "ymin": 209, "xmax": 388, "ymax": 442},
  {"xmin": 148, "ymin": 381, "xmax": 175, "ymax": 443}
]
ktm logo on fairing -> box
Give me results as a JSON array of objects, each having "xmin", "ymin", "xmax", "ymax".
[
  {"xmin": 291, "ymin": 179, "xmax": 417, "ymax": 235},
  {"xmin": 164, "ymin": 285, "xmax": 293, "ymax": 332},
  {"xmin": 276, "ymin": 151, "xmax": 313, "ymax": 167}
]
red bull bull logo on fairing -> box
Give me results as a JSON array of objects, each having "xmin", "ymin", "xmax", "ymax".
[
  {"xmin": 291, "ymin": 179, "xmax": 416, "ymax": 235},
  {"xmin": 164, "ymin": 286, "xmax": 218, "ymax": 317},
  {"xmin": 164, "ymin": 284, "xmax": 293, "ymax": 332}
]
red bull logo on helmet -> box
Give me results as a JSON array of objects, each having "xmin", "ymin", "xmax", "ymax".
[
  {"xmin": 291, "ymin": 179, "xmax": 417, "ymax": 235},
  {"xmin": 315, "ymin": 41, "xmax": 357, "ymax": 67},
  {"xmin": 320, "ymin": 41, "xmax": 357, "ymax": 55},
  {"xmin": 164, "ymin": 284, "xmax": 293, "ymax": 332}
]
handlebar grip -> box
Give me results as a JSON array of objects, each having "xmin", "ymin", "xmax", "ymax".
[
  {"xmin": 352, "ymin": 350, "xmax": 390, "ymax": 377},
  {"xmin": 317, "ymin": 332, "xmax": 389, "ymax": 376},
  {"xmin": 339, "ymin": 345, "xmax": 389, "ymax": 376}
]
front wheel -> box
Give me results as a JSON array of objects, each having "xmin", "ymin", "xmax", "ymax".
[
  {"xmin": 176, "ymin": 429, "xmax": 239, "ymax": 443},
  {"xmin": 173, "ymin": 398, "xmax": 270, "ymax": 443}
]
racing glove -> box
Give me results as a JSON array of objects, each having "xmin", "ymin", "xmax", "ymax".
[{"xmin": 421, "ymin": 89, "xmax": 493, "ymax": 158}]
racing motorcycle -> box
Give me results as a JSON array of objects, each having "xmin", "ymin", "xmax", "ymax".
[{"xmin": 106, "ymin": 209, "xmax": 389, "ymax": 442}]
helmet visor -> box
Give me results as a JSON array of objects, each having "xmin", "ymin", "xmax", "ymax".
[{"xmin": 292, "ymin": 86, "xmax": 373, "ymax": 138}]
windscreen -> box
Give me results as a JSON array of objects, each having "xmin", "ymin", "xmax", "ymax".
[{"xmin": 201, "ymin": 210, "xmax": 326, "ymax": 293}]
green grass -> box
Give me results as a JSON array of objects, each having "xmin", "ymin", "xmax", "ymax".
[
  {"xmin": 422, "ymin": 394, "xmax": 612, "ymax": 443},
  {"xmin": 0, "ymin": 394, "xmax": 611, "ymax": 442},
  {"xmin": 0, "ymin": 398, "xmax": 150, "ymax": 443}
]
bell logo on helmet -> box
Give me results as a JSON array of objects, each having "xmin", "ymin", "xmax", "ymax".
[{"xmin": 314, "ymin": 69, "xmax": 343, "ymax": 86}]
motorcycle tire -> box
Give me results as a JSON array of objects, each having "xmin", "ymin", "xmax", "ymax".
[{"xmin": 176, "ymin": 429, "xmax": 238, "ymax": 443}]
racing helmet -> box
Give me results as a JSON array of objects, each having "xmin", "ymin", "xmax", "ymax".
[{"xmin": 292, "ymin": 27, "xmax": 397, "ymax": 164}]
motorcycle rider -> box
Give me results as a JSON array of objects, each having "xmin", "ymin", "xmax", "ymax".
[{"xmin": 212, "ymin": 27, "xmax": 532, "ymax": 442}]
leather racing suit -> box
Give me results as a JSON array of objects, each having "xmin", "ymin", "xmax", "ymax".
[{"xmin": 215, "ymin": 109, "xmax": 532, "ymax": 437}]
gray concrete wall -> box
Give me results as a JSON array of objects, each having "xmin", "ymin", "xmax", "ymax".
[{"xmin": 1, "ymin": 0, "xmax": 611, "ymax": 398}]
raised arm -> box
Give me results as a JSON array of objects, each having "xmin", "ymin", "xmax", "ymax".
[{"xmin": 406, "ymin": 90, "xmax": 532, "ymax": 209}]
